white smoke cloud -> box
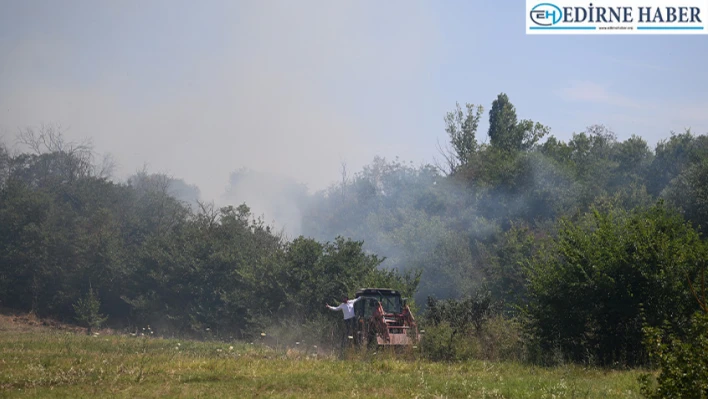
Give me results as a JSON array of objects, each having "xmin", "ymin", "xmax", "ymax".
[{"xmin": 0, "ymin": 0, "xmax": 443, "ymax": 231}]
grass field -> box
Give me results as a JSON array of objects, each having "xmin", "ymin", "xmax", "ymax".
[{"xmin": 0, "ymin": 314, "xmax": 649, "ymax": 398}]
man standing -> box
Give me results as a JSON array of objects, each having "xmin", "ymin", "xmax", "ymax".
[{"xmin": 326, "ymin": 295, "xmax": 362, "ymax": 347}]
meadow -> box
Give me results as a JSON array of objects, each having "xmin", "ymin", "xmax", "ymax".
[{"xmin": 0, "ymin": 313, "xmax": 648, "ymax": 399}]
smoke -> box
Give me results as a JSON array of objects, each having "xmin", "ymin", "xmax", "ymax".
[
  {"xmin": 222, "ymin": 168, "xmax": 309, "ymax": 239},
  {"xmin": 0, "ymin": 0, "xmax": 442, "ymax": 207},
  {"xmin": 0, "ymin": 1, "xmax": 548, "ymax": 305},
  {"xmin": 289, "ymin": 127, "xmax": 632, "ymax": 303},
  {"xmin": 291, "ymin": 156, "xmax": 501, "ymax": 302},
  {"xmin": 6, "ymin": 2, "xmax": 697, "ymax": 309}
]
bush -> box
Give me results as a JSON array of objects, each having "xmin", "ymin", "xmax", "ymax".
[
  {"xmin": 640, "ymin": 311, "xmax": 708, "ymax": 398},
  {"xmin": 420, "ymin": 321, "xmax": 473, "ymax": 361},
  {"xmin": 640, "ymin": 268, "xmax": 708, "ymax": 398},
  {"xmin": 525, "ymin": 203, "xmax": 706, "ymax": 367},
  {"xmin": 421, "ymin": 293, "xmax": 526, "ymax": 361},
  {"xmin": 73, "ymin": 288, "xmax": 108, "ymax": 334},
  {"xmin": 477, "ymin": 315, "xmax": 526, "ymax": 362},
  {"xmin": 425, "ymin": 292, "xmax": 494, "ymax": 333},
  {"xmin": 420, "ymin": 313, "xmax": 525, "ymax": 362}
]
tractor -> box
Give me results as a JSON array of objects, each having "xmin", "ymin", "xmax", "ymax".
[{"xmin": 351, "ymin": 288, "xmax": 421, "ymax": 348}]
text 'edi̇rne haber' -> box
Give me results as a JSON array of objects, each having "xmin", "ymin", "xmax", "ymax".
[{"xmin": 561, "ymin": 4, "xmax": 702, "ymax": 24}]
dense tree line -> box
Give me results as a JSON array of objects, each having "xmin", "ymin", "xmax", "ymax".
[
  {"xmin": 0, "ymin": 127, "xmax": 418, "ymax": 340},
  {"xmin": 301, "ymin": 93, "xmax": 708, "ymax": 370},
  {"xmin": 2, "ymin": 92, "xmax": 707, "ymax": 384}
]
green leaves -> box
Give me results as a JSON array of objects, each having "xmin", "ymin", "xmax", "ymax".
[
  {"xmin": 641, "ymin": 311, "xmax": 708, "ymax": 398},
  {"xmin": 73, "ymin": 287, "xmax": 108, "ymax": 334},
  {"xmin": 525, "ymin": 202, "xmax": 706, "ymax": 366},
  {"xmin": 488, "ymin": 93, "xmax": 548, "ymax": 153},
  {"xmin": 442, "ymin": 102, "xmax": 483, "ymax": 173}
]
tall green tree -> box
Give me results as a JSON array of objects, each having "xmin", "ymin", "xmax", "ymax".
[
  {"xmin": 488, "ymin": 93, "xmax": 548, "ymax": 152},
  {"xmin": 488, "ymin": 93, "xmax": 519, "ymax": 151},
  {"xmin": 438, "ymin": 102, "xmax": 483, "ymax": 174}
]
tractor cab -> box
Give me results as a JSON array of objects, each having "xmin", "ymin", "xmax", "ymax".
[{"xmin": 354, "ymin": 288, "xmax": 402, "ymax": 317}]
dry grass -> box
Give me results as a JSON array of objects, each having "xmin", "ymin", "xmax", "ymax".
[{"xmin": 0, "ymin": 312, "xmax": 648, "ymax": 398}]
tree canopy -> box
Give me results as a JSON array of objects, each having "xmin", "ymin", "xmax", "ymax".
[{"xmin": 2, "ymin": 94, "xmax": 708, "ymax": 371}]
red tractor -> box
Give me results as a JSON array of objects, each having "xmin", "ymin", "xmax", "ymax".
[{"xmin": 351, "ymin": 288, "xmax": 421, "ymax": 348}]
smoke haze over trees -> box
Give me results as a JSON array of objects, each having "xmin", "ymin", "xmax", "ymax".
[{"xmin": 1, "ymin": 93, "xmax": 708, "ymax": 374}]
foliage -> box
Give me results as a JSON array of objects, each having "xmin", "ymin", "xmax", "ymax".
[
  {"xmin": 663, "ymin": 158, "xmax": 708, "ymax": 235},
  {"xmin": 4, "ymin": 93, "xmax": 708, "ymax": 370},
  {"xmin": 488, "ymin": 93, "xmax": 548, "ymax": 152},
  {"xmin": 420, "ymin": 315, "xmax": 526, "ymax": 363},
  {"xmin": 640, "ymin": 311, "xmax": 708, "ymax": 398},
  {"xmin": 73, "ymin": 287, "xmax": 108, "ymax": 334},
  {"xmin": 420, "ymin": 292, "xmax": 504, "ymax": 361},
  {"xmin": 425, "ymin": 291, "xmax": 495, "ymax": 333},
  {"xmin": 0, "ymin": 131, "xmax": 417, "ymax": 340},
  {"xmin": 525, "ymin": 202, "xmax": 706, "ymax": 366},
  {"xmin": 437, "ymin": 101, "xmax": 483, "ymax": 174},
  {"xmin": 639, "ymin": 264, "xmax": 708, "ymax": 398},
  {"xmin": 479, "ymin": 222, "xmax": 539, "ymax": 308}
]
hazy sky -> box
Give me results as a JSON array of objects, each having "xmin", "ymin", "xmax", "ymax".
[{"xmin": 2, "ymin": 0, "xmax": 707, "ymax": 203}]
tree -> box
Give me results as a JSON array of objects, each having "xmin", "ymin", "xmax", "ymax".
[
  {"xmin": 488, "ymin": 93, "xmax": 519, "ymax": 151},
  {"xmin": 640, "ymin": 263, "xmax": 708, "ymax": 398},
  {"xmin": 526, "ymin": 202, "xmax": 706, "ymax": 366},
  {"xmin": 16, "ymin": 124, "xmax": 113, "ymax": 181},
  {"xmin": 0, "ymin": 141, "xmax": 9, "ymax": 189},
  {"xmin": 73, "ymin": 287, "xmax": 108, "ymax": 334},
  {"xmin": 437, "ymin": 102, "xmax": 483, "ymax": 174},
  {"xmin": 663, "ymin": 159, "xmax": 708, "ymax": 235},
  {"xmin": 648, "ymin": 129, "xmax": 708, "ymax": 197},
  {"xmin": 488, "ymin": 93, "xmax": 548, "ymax": 153},
  {"xmin": 480, "ymin": 222, "xmax": 539, "ymax": 308},
  {"xmin": 612, "ymin": 134, "xmax": 653, "ymax": 186}
]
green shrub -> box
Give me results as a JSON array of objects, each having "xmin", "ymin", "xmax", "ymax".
[
  {"xmin": 73, "ymin": 288, "xmax": 108, "ymax": 334},
  {"xmin": 477, "ymin": 315, "xmax": 526, "ymax": 362},
  {"xmin": 526, "ymin": 203, "xmax": 706, "ymax": 367},
  {"xmin": 640, "ymin": 311, "xmax": 708, "ymax": 398},
  {"xmin": 420, "ymin": 321, "xmax": 474, "ymax": 361},
  {"xmin": 640, "ymin": 268, "xmax": 708, "ymax": 398},
  {"xmin": 420, "ymin": 315, "xmax": 525, "ymax": 362}
]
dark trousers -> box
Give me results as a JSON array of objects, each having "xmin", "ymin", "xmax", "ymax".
[{"xmin": 342, "ymin": 317, "xmax": 356, "ymax": 348}]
